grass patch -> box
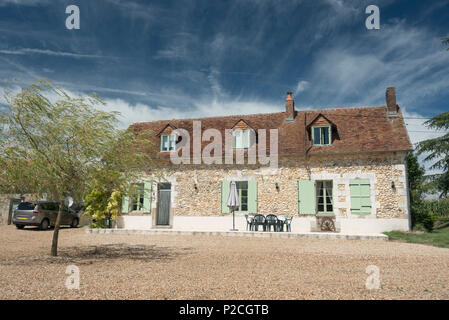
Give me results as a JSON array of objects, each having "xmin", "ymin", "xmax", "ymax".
[{"xmin": 384, "ymin": 226, "xmax": 449, "ymax": 249}]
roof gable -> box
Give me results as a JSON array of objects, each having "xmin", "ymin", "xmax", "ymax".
[
  {"xmin": 307, "ymin": 114, "xmax": 335, "ymax": 128},
  {"xmin": 156, "ymin": 123, "xmax": 177, "ymax": 136},
  {"xmin": 231, "ymin": 119, "xmax": 253, "ymax": 131}
]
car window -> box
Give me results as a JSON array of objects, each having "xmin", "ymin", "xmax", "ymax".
[{"xmin": 17, "ymin": 202, "xmax": 35, "ymax": 210}]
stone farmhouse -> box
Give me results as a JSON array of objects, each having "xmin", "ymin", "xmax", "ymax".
[{"xmin": 118, "ymin": 87, "xmax": 413, "ymax": 234}]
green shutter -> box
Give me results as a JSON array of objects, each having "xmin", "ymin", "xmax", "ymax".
[
  {"xmin": 350, "ymin": 179, "xmax": 371, "ymax": 214},
  {"xmin": 298, "ymin": 180, "xmax": 316, "ymax": 214},
  {"xmin": 248, "ymin": 180, "xmax": 258, "ymax": 213},
  {"xmin": 221, "ymin": 181, "xmax": 230, "ymax": 213},
  {"xmin": 350, "ymin": 182, "xmax": 360, "ymax": 212},
  {"xmin": 143, "ymin": 182, "xmax": 152, "ymax": 213},
  {"xmin": 121, "ymin": 195, "xmax": 129, "ymax": 214}
]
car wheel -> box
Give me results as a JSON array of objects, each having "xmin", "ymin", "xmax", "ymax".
[
  {"xmin": 70, "ymin": 218, "xmax": 79, "ymax": 228},
  {"xmin": 15, "ymin": 225, "xmax": 24, "ymax": 229},
  {"xmin": 40, "ymin": 219, "xmax": 49, "ymax": 230}
]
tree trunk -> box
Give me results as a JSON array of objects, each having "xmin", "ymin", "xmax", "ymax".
[{"xmin": 51, "ymin": 201, "xmax": 64, "ymax": 256}]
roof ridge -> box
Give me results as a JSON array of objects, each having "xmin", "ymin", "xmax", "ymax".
[
  {"xmin": 130, "ymin": 105, "xmax": 388, "ymax": 126},
  {"xmin": 130, "ymin": 111, "xmax": 286, "ymax": 125}
]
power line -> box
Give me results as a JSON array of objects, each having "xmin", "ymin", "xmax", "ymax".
[{"xmin": 407, "ymin": 130, "xmax": 448, "ymax": 133}]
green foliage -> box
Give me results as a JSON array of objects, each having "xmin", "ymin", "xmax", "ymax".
[
  {"xmin": 406, "ymin": 152, "xmax": 426, "ymax": 205},
  {"xmin": 412, "ymin": 207, "xmax": 437, "ymax": 232},
  {"xmin": 416, "ymin": 111, "xmax": 449, "ymax": 198},
  {"xmin": 384, "ymin": 226, "xmax": 449, "ymax": 249},
  {"xmin": 0, "ymin": 79, "xmax": 157, "ymax": 254},
  {"xmin": 411, "ymin": 198, "xmax": 449, "ymax": 232},
  {"xmin": 418, "ymin": 198, "xmax": 449, "ymax": 218},
  {"xmin": 85, "ymin": 186, "xmax": 122, "ymax": 228}
]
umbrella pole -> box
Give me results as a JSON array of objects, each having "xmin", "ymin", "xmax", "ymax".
[{"xmin": 230, "ymin": 209, "xmax": 238, "ymax": 231}]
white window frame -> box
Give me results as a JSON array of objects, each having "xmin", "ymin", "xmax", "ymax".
[
  {"xmin": 233, "ymin": 129, "xmax": 250, "ymax": 149},
  {"xmin": 312, "ymin": 126, "xmax": 331, "ymax": 146},
  {"xmin": 160, "ymin": 134, "xmax": 177, "ymax": 152}
]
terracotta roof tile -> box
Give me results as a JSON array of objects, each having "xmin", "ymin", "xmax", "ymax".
[{"xmin": 130, "ymin": 105, "xmax": 413, "ymax": 159}]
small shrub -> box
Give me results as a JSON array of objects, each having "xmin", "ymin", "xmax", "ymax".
[{"xmin": 413, "ymin": 209, "xmax": 437, "ymax": 232}]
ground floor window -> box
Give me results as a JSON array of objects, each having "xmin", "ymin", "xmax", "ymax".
[
  {"xmin": 221, "ymin": 180, "xmax": 257, "ymax": 214},
  {"xmin": 236, "ymin": 181, "xmax": 248, "ymax": 212},
  {"xmin": 316, "ymin": 180, "xmax": 333, "ymax": 213},
  {"xmin": 131, "ymin": 183, "xmax": 145, "ymax": 212}
]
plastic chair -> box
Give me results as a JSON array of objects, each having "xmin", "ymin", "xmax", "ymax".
[
  {"xmin": 277, "ymin": 215, "xmax": 286, "ymax": 232},
  {"xmin": 284, "ymin": 216, "xmax": 293, "ymax": 232},
  {"xmin": 265, "ymin": 214, "xmax": 278, "ymax": 232},
  {"xmin": 245, "ymin": 214, "xmax": 254, "ymax": 231},
  {"xmin": 253, "ymin": 214, "xmax": 266, "ymax": 231}
]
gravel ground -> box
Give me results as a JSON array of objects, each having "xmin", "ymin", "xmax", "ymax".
[{"xmin": 1, "ymin": 225, "xmax": 449, "ymax": 300}]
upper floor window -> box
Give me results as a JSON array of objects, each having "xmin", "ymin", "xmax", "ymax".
[
  {"xmin": 233, "ymin": 129, "xmax": 250, "ymax": 149},
  {"xmin": 312, "ymin": 126, "xmax": 331, "ymax": 146},
  {"xmin": 161, "ymin": 134, "xmax": 176, "ymax": 152}
]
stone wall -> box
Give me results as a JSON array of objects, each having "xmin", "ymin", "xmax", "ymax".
[
  {"xmin": 0, "ymin": 195, "xmax": 12, "ymax": 225},
  {"xmin": 137, "ymin": 151, "xmax": 409, "ymax": 220},
  {"xmin": 0, "ymin": 194, "xmax": 36, "ymax": 225}
]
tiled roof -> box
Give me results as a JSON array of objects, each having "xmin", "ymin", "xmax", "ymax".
[{"xmin": 130, "ymin": 105, "xmax": 413, "ymax": 159}]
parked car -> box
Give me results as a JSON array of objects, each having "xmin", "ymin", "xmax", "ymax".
[{"xmin": 12, "ymin": 201, "xmax": 80, "ymax": 230}]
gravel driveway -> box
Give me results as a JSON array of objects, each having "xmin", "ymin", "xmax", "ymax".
[{"xmin": 0, "ymin": 225, "xmax": 448, "ymax": 299}]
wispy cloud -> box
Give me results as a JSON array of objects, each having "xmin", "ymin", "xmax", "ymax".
[
  {"xmin": 294, "ymin": 80, "xmax": 309, "ymax": 95},
  {"xmin": 302, "ymin": 21, "xmax": 449, "ymax": 110},
  {"xmin": 0, "ymin": 48, "xmax": 110, "ymax": 59},
  {"xmin": 0, "ymin": 0, "xmax": 49, "ymax": 6}
]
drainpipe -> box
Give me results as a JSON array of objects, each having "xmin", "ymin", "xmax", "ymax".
[{"xmin": 304, "ymin": 112, "xmax": 312, "ymax": 180}]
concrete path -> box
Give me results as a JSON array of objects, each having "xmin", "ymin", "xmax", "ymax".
[{"xmin": 86, "ymin": 228, "xmax": 388, "ymax": 241}]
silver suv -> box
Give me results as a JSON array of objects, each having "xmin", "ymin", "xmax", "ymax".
[{"xmin": 13, "ymin": 201, "xmax": 80, "ymax": 230}]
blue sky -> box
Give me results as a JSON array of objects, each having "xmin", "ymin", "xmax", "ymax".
[{"xmin": 0, "ymin": 0, "xmax": 448, "ymax": 150}]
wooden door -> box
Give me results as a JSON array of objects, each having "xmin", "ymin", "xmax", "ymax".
[{"xmin": 157, "ymin": 183, "xmax": 171, "ymax": 225}]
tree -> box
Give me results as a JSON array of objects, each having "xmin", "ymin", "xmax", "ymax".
[
  {"xmin": 0, "ymin": 79, "xmax": 155, "ymax": 256},
  {"xmin": 416, "ymin": 111, "xmax": 449, "ymax": 198},
  {"xmin": 406, "ymin": 152, "xmax": 426, "ymax": 205},
  {"xmin": 443, "ymin": 37, "xmax": 449, "ymax": 50}
]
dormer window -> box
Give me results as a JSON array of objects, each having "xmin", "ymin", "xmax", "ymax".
[
  {"xmin": 312, "ymin": 126, "xmax": 331, "ymax": 146},
  {"xmin": 233, "ymin": 129, "xmax": 250, "ymax": 149},
  {"xmin": 161, "ymin": 134, "xmax": 176, "ymax": 152}
]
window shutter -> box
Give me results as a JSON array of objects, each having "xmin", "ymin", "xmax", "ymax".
[
  {"xmin": 247, "ymin": 180, "xmax": 258, "ymax": 213},
  {"xmin": 298, "ymin": 180, "xmax": 316, "ymax": 214},
  {"xmin": 221, "ymin": 181, "xmax": 230, "ymax": 213},
  {"xmin": 350, "ymin": 179, "xmax": 371, "ymax": 214},
  {"xmin": 350, "ymin": 182, "xmax": 360, "ymax": 213},
  {"xmin": 143, "ymin": 182, "xmax": 152, "ymax": 213},
  {"xmin": 121, "ymin": 195, "xmax": 129, "ymax": 214}
]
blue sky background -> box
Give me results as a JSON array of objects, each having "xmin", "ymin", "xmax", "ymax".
[{"xmin": 0, "ymin": 0, "xmax": 448, "ymax": 154}]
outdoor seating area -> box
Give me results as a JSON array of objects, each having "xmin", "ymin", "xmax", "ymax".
[{"xmin": 245, "ymin": 214, "xmax": 293, "ymax": 232}]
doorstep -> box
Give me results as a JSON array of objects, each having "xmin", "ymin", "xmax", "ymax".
[{"xmin": 85, "ymin": 228, "xmax": 388, "ymax": 241}]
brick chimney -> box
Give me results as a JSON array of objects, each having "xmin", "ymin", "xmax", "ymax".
[
  {"xmin": 285, "ymin": 92, "xmax": 295, "ymax": 121},
  {"xmin": 386, "ymin": 87, "xmax": 398, "ymax": 115}
]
